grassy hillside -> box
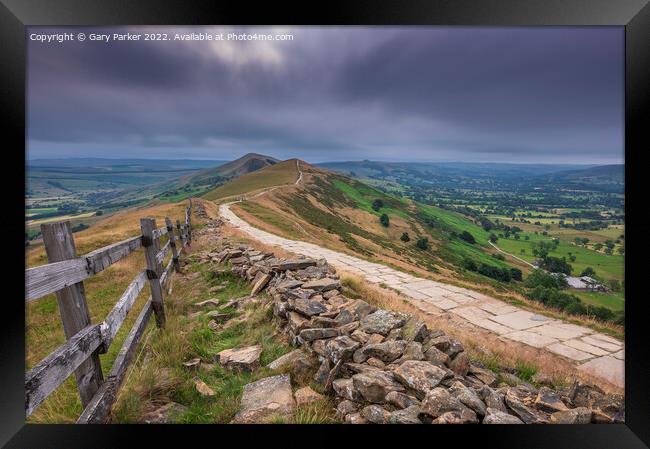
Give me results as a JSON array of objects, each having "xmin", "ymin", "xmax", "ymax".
[{"xmin": 202, "ymin": 159, "xmax": 299, "ymax": 202}]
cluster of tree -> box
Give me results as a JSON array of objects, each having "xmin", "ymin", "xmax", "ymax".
[
  {"xmin": 538, "ymin": 256, "xmax": 573, "ymax": 275},
  {"xmin": 523, "ymin": 270, "xmax": 622, "ymax": 324},
  {"xmin": 416, "ymin": 237, "xmax": 429, "ymax": 250},
  {"xmin": 458, "ymin": 230, "xmax": 476, "ymax": 244},
  {"xmin": 462, "ymin": 258, "xmax": 522, "ymax": 282},
  {"xmin": 71, "ymin": 223, "xmax": 89, "ymax": 233}
]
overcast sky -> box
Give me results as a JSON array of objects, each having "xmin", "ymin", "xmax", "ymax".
[{"xmin": 27, "ymin": 26, "xmax": 623, "ymax": 164}]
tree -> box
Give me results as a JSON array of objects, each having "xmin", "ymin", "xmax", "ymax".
[
  {"xmin": 580, "ymin": 267, "xmax": 596, "ymax": 277},
  {"xmin": 489, "ymin": 233, "xmax": 498, "ymax": 243},
  {"xmin": 539, "ymin": 256, "xmax": 573, "ymax": 275},
  {"xmin": 379, "ymin": 213, "xmax": 390, "ymax": 227},
  {"xmin": 400, "ymin": 232, "xmax": 410, "ymax": 242},
  {"xmin": 372, "ymin": 199, "xmax": 384, "ymax": 212},
  {"xmin": 96, "ymin": 210, "xmax": 103, "ymax": 216},
  {"xmin": 594, "ymin": 243, "xmax": 603, "ymax": 251},
  {"xmin": 510, "ymin": 268, "xmax": 523, "ymax": 281},
  {"xmin": 416, "ymin": 237, "xmax": 429, "ymax": 250},
  {"xmin": 459, "ymin": 231, "xmax": 476, "ymax": 244}
]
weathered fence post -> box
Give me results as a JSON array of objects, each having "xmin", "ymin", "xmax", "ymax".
[
  {"xmin": 139, "ymin": 218, "xmax": 166, "ymax": 327},
  {"xmin": 186, "ymin": 200, "xmax": 192, "ymax": 243},
  {"xmin": 40, "ymin": 222, "xmax": 104, "ymax": 407},
  {"xmin": 165, "ymin": 217, "xmax": 181, "ymax": 273},
  {"xmin": 176, "ymin": 219, "xmax": 184, "ymax": 247}
]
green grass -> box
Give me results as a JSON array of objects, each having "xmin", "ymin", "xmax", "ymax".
[
  {"xmin": 494, "ymin": 232, "xmax": 624, "ymax": 281},
  {"xmin": 572, "ymin": 290, "xmax": 625, "ymax": 312},
  {"xmin": 330, "ymin": 178, "xmax": 410, "ymax": 219}
]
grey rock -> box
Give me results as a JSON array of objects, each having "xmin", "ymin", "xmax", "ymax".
[
  {"xmin": 216, "ymin": 345, "xmax": 262, "ymax": 372},
  {"xmin": 362, "ymin": 340, "xmax": 408, "ymax": 363},
  {"xmin": 351, "ymin": 330, "xmax": 371, "ymax": 344},
  {"xmin": 359, "ymin": 309, "xmax": 406, "ymax": 336},
  {"xmin": 399, "ymin": 341, "xmax": 425, "ymax": 362},
  {"xmin": 267, "ymin": 349, "xmax": 305, "ymax": 370},
  {"xmin": 338, "ymin": 321, "xmax": 360, "ymax": 335},
  {"xmin": 393, "ymin": 360, "xmax": 453, "ymax": 399},
  {"xmin": 468, "ymin": 365, "xmax": 498, "ymax": 387},
  {"xmin": 361, "ymin": 405, "xmax": 391, "ymax": 424},
  {"xmin": 332, "ymin": 378, "xmax": 363, "ymax": 401},
  {"xmin": 479, "ymin": 386, "xmax": 508, "ymax": 413},
  {"xmin": 550, "ymin": 407, "xmax": 592, "ymax": 424},
  {"xmin": 270, "ymin": 258, "xmax": 317, "ymax": 272},
  {"xmin": 310, "ymin": 316, "xmax": 339, "ymax": 328},
  {"xmin": 314, "ymin": 358, "xmax": 331, "ymax": 385},
  {"xmin": 336, "ymin": 399, "xmax": 359, "ymax": 417},
  {"xmin": 433, "ymin": 409, "xmax": 479, "ymax": 424},
  {"xmin": 288, "ymin": 311, "xmax": 310, "ymax": 334},
  {"xmin": 483, "ymin": 408, "xmax": 524, "ymax": 424},
  {"xmin": 326, "ymin": 336, "xmax": 361, "ymax": 364},
  {"xmin": 353, "ymin": 370, "xmax": 405, "ymax": 403},
  {"xmin": 231, "ymin": 374, "xmax": 295, "ymax": 424},
  {"xmin": 352, "ymin": 347, "xmax": 369, "ymax": 364},
  {"xmin": 386, "ymin": 391, "xmax": 420, "ymax": 409},
  {"xmin": 505, "ymin": 388, "xmax": 549, "ymax": 424},
  {"xmin": 412, "ymin": 322, "xmax": 431, "ymax": 343},
  {"xmin": 298, "ymin": 328, "xmax": 340, "ymax": 342},
  {"xmin": 292, "ymin": 297, "xmax": 328, "ymax": 317},
  {"xmin": 334, "ymin": 309, "xmax": 355, "ymax": 325},
  {"xmin": 389, "ymin": 405, "xmax": 423, "ymax": 424},
  {"xmin": 449, "ymin": 352, "xmax": 470, "ymax": 376},
  {"xmin": 302, "ymin": 278, "xmax": 341, "ymax": 292},
  {"xmin": 449, "ymin": 381, "xmax": 487, "ymax": 416},
  {"xmin": 345, "ymin": 412, "xmax": 368, "ymax": 424},
  {"xmin": 534, "ymin": 386, "xmax": 569, "ymax": 413},
  {"xmin": 424, "ymin": 346, "xmax": 451, "ymax": 366},
  {"xmin": 421, "ymin": 387, "xmax": 477, "ymax": 421}
]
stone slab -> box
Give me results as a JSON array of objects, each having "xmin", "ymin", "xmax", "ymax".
[
  {"xmin": 546, "ymin": 343, "xmax": 593, "ymax": 361},
  {"xmin": 502, "ymin": 330, "xmax": 558, "ymax": 348},
  {"xmin": 578, "ymin": 356, "xmax": 624, "ymax": 388},
  {"xmin": 563, "ymin": 339, "xmax": 610, "ymax": 356},
  {"xmin": 580, "ymin": 335, "xmax": 623, "ymax": 352},
  {"xmin": 489, "ymin": 310, "xmax": 552, "ymax": 331},
  {"xmin": 529, "ymin": 322, "xmax": 592, "ymax": 341}
]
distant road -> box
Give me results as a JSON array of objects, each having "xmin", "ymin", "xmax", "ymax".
[{"xmin": 488, "ymin": 240, "xmax": 537, "ymax": 269}]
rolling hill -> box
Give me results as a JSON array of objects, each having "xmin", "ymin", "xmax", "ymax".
[
  {"xmin": 219, "ymin": 160, "xmax": 521, "ymax": 287},
  {"xmin": 186, "ymin": 153, "xmax": 279, "ymax": 186},
  {"xmin": 202, "ymin": 159, "xmax": 298, "ymax": 201}
]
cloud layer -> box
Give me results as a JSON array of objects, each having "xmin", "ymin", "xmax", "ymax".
[{"xmin": 27, "ymin": 26, "xmax": 623, "ymax": 163}]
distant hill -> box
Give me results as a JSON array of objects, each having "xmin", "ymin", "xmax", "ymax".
[
  {"xmin": 202, "ymin": 159, "xmax": 298, "ymax": 201},
  {"xmin": 317, "ymin": 160, "xmax": 594, "ymax": 179},
  {"xmin": 187, "ymin": 153, "xmax": 279, "ymax": 186},
  {"xmin": 536, "ymin": 164, "xmax": 624, "ymax": 192}
]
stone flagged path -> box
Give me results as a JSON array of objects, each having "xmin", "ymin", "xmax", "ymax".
[{"xmin": 219, "ymin": 202, "xmax": 624, "ymax": 388}]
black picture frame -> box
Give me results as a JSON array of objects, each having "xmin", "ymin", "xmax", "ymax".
[{"xmin": 1, "ymin": 1, "xmax": 648, "ymax": 447}]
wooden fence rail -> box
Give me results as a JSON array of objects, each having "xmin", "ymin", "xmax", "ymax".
[{"xmin": 25, "ymin": 199, "xmax": 193, "ymax": 423}]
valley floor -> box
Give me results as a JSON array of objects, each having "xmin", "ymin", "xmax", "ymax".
[{"xmin": 219, "ymin": 201, "xmax": 624, "ymax": 389}]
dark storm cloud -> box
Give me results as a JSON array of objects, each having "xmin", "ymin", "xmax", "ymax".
[{"xmin": 27, "ymin": 26, "xmax": 623, "ymax": 163}]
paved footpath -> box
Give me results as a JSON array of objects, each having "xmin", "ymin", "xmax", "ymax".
[{"xmin": 219, "ymin": 201, "xmax": 624, "ymax": 388}]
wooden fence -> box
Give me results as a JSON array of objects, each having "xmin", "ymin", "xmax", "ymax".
[{"xmin": 24, "ymin": 200, "xmax": 193, "ymax": 423}]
